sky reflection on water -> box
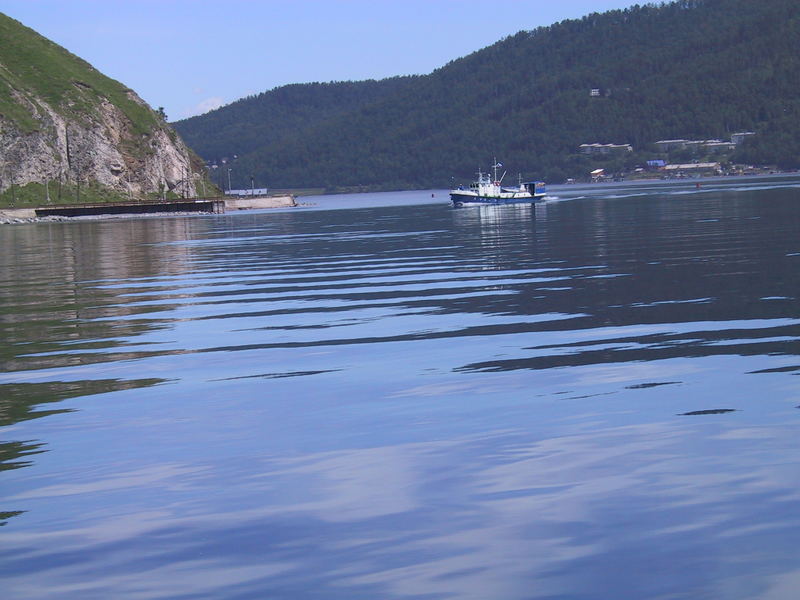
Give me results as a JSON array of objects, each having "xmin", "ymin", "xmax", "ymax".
[{"xmin": 1, "ymin": 178, "xmax": 800, "ymax": 598}]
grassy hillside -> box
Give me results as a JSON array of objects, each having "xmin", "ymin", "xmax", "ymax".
[
  {"xmin": 0, "ymin": 13, "xmax": 158, "ymax": 135},
  {"xmin": 175, "ymin": 0, "xmax": 800, "ymax": 189},
  {"xmin": 0, "ymin": 13, "xmax": 218, "ymax": 208}
]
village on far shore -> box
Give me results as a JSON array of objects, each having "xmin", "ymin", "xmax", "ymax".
[{"xmin": 574, "ymin": 131, "xmax": 779, "ymax": 183}]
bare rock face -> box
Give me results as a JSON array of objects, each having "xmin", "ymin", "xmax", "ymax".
[
  {"xmin": 0, "ymin": 87, "xmax": 198, "ymax": 199},
  {"xmin": 0, "ymin": 13, "xmax": 207, "ymax": 201}
]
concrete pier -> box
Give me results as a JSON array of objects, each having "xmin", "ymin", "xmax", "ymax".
[{"xmin": 224, "ymin": 194, "xmax": 296, "ymax": 210}]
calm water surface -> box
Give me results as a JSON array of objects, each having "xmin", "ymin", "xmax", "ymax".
[{"xmin": 2, "ymin": 177, "xmax": 800, "ymax": 599}]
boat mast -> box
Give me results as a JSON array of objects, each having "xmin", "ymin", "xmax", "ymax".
[{"xmin": 491, "ymin": 158, "xmax": 505, "ymax": 184}]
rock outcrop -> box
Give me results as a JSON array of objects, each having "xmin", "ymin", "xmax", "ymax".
[
  {"xmin": 1, "ymin": 91, "xmax": 199, "ymax": 199},
  {"xmin": 0, "ymin": 13, "xmax": 202, "ymax": 201}
]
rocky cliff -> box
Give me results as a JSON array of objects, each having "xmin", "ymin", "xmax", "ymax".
[{"xmin": 0, "ymin": 13, "xmax": 205, "ymax": 204}]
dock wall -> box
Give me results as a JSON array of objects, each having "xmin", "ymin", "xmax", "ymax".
[{"xmin": 34, "ymin": 199, "xmax": 225, "ymax": 217}]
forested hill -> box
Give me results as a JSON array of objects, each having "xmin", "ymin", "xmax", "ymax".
[
  {"xmin": 174, "ymin": 0, "xmax": 800, "ymax": 190},
  {"xmin": 174, "ymin": 77, "xmax": 416, "ymax": 165}
]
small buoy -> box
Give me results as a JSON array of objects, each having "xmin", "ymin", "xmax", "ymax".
[
  {"xmin": 695, "ymin": 182, "xmax": 701, "ymax": 189},
  {"xmin": 431, "ymin": 193, "xmax": 435, "ymax": 197}
]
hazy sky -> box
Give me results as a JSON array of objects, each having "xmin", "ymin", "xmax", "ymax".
[{"xmin": 3, "ymin": 0, "xmax": 636, "ymax": 121}]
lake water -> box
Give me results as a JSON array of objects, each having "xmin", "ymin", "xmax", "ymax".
[{"xmin": 2, "ymin": 176, "xmax": 800, "ymax": 599}]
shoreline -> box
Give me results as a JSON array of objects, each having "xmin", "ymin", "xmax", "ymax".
[{"xmin": 0, "ymin": 194, "xmax": 296, "ymax": 225}]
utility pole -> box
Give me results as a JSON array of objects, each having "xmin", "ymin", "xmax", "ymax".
[
  {"xmin": 65, "ymin": 129, "xmax": 72, "ymax": 173},
  {"xmin": 227, "ymin": 168, "xmax": 232, "ymax": 194}
]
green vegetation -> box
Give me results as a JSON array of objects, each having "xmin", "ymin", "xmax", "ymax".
[
  {"xmin": 0, "ymin": 180, "xmax": 129, "ymax": 206},
  {"xmin": 175, "ymin": 78, "xmax": 416, "ymax": 166},
  {"xmin": 0, "ymin": 13, "xmax": 214, "ymax": 209},
  {"xmin": 0, "ymin": 170, "xmax": 219, "ymax": 209},
  {"xmin": 0, "ymin": 13, "xmax": 158, "ymax": 135},
  {"xmin": 733, "ymin": 116, "xmax": 800, "ymax": 170},
  {"xmin": 0, "ymin": 178, "xmax": 220, "ymax": 209},
  {"xmin": 175, "ymin": 0, "xmax": 800, "ymax": 189}
]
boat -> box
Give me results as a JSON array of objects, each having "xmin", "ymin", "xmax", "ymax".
[{"xmin": 450, "ymin": 161, "xmax": 546, "ymax": 206}]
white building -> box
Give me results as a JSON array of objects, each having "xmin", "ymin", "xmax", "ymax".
[
  {"xmin": 654, "ymin": 139, "xmax": 689, "ymax": 152},
  {"xmin": 705, "ymin": 142, "xmax": 737, "ymax": 153},
  {"xmin": 590, "ymin": 168, "xmax": 606, "ymax": 181},
  {"xmin": 663, "ymin": 162, "xmax": 721, "ymax": 175},
  {"xmin": 656, "ymin": 138, "xmax": 739, "ymax": 153},
  {"xmin": 579, "ymin": 143, "xmax": 633, "ymax": 155},
  {"xmin": 731, "ymin": 132, "xmax": 756, "ymax": 145}
]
